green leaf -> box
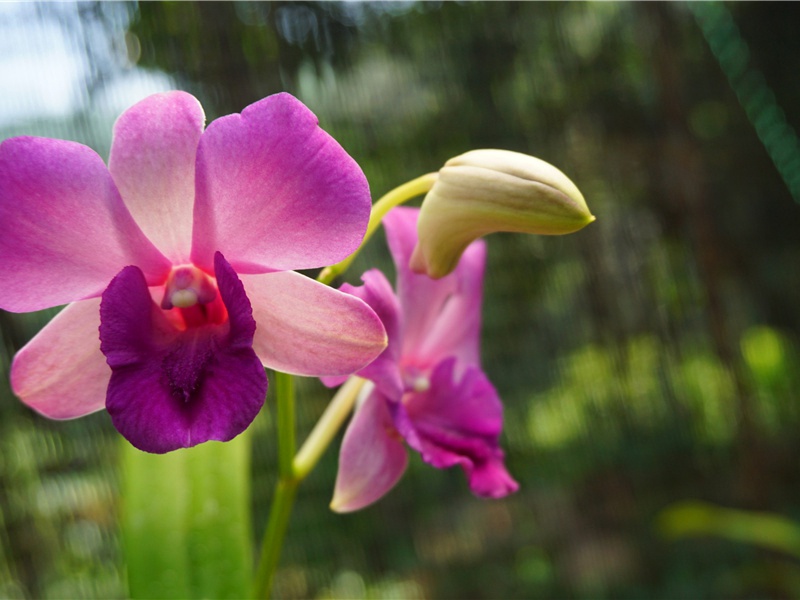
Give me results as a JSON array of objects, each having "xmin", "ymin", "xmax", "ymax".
[{"xmin": 121, "ymin": 432, "xmax": 253, "ymax": 599}]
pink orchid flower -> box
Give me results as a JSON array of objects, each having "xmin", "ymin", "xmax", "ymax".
[
  {"xmin": 0, "ymin": 91, "xmax": 387, "ymax": 454},
  {"xmin": 324, "ymin": 207, "xmax": 518, "ymax": 512}
]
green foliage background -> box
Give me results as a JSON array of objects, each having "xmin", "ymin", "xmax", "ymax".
[{"xmin": 1, "ymin": 2, "xmax": 800, "ymax": 598}]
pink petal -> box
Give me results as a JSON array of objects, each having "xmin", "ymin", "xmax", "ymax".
[
  {"xmin": 383, "ymin": 207, "xmax": 485, "ymax": 370},
  {"xmin": 10, "ymin": 299, "xmax": 109, "ymax": 419},
  {"xmin": 0, "ymin": 137, "xmax": 171, "ymax": 312},
  {"xmin": 109, "ymin": 91, "xmax": 205, "ymax": 263},
  {"xmin": 468, "ymin": 456, "xmax": 520, "ymax": 499},
  {"xmin": 398, "ymin": 358, "xmax": 519, "ymax": 498},
  {"xmin": 241, "ymin": 271, "xmax": 387, "ymax": 377},
  {"xmin": 191, "ymin": 93, "xmax": 371, "ymax": 274},
  {"xmin": 415, "ymin": 240, "xmax": 486, "ymax": 371},
  {"xmin": 320, "ymin": 269, "xmax": 404, "ymax": 399},
  {"xmin": 330, "ymin": 388, "xmax": 408, "ymax": 513}
]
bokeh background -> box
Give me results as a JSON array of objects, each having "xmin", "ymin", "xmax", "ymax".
[{"xmin": 2, "ymin": 2, "xmax": 800, "ymax": 598}]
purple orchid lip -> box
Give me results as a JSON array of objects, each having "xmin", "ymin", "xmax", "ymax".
[
  {"xmin": 100, "ymin": 252, "xmax": 267, "ymax": 454},
  {"xmin": 329, "ymin": 207, "xmax": 518, "ymax": 512},
  {"xmin": 2, "ymin": 91, "xmax": 388, "ymax": 447}
]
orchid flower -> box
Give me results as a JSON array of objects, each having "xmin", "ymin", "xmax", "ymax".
[
  {"xmin": 0, "ymin": 91, "xmax": 387, "ymax": 454},
  {"xmin": 323, "ymin": 207, "xmax": 518, "ymax": 512}
]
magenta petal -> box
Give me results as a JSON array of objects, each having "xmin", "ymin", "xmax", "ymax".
[
  {"xmin": 109, "ymin": 91, "xmax": 205, "ymax": 263},
  {"xmin": 11, "ymin": 298, "xmax": 109, "ymax": 419},
  {"xmin": 191, "ymin": 93, "xmax": 371, "ymax": 273},
  {"xmin": 321, "ymin": 269, "xmax": 404, "ymax": 399},
  {"xmin": 0, "ymin": 137, "xmax": 171, "ymax": 312},
  {"xmin": 397, "ymin": 358, "xmax": 518, "ymax": 498},
  {"xmin": 468, "ymin": 456, "xmax": 521, "ymax": 499},
  {"xmin": 383, "ymin": 208, "xmax": 485, "ymax": 370},
  {"xmin": 99, "ymin": 252, "xmax": 267, "ymax": 453},
  {"xmin": 331, "ymin": 387, "xmax": 408, "ymax": 513},
  {"xmin": 242, "ymin": 271, "xmax": 387, "ymax": 377}
]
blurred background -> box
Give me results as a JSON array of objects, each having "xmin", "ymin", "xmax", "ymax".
[{"xmin": 2, "ymin": 2, "xmax": 800, "ymax": 598}]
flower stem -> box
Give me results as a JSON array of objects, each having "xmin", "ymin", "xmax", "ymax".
[
  {"xmin": 293, "ymin": 376, "xmax": 366, "ymax": 480},
  {"xmin": 253, "ymin": 375, "xmax": 366, "ymax": 598},
  {"xmin": 253, "ymin": 371, "xmax": 296, "ymax": 599},
  {"xmin": 253, "ymin": 173, "xmax": 437, "ymax": 596},
  {"xmin": 252, "ymin": 477, "xmax": 297, "ymax": 599},
  {"xmin": 275, "ymin": 371, "xmax": 295, "ymax": 478},
  {"xmin": 318, "ymin": 172, "xmax": 438, "ymax": 285}
]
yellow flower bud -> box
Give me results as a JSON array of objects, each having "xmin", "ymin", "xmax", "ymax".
[{"xmin": 410, "ymin": 149, "xmax": 595, "ymax": 278}]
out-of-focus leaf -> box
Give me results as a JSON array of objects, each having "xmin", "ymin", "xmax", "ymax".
[
  {"xmin": 121, "ymin": 432, "xmax": 252, "ymax": 599},
  {"xmin": 657, "ymin": 501, "xmax": 800, "ymax": 559}
]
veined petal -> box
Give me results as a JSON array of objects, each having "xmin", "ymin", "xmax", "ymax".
[
  {"xmin": 191, "ymin": 93, "xmax": 371, "ymax": 274},
  {"xmin": 416, "ymin": 239, "xmax": 485, "ymax": 371},
  {"xmin": 397, "ymin": 358, "xmax": 518, "ymax": 498},
  {"xmin": 11, "ymin": 298, "xmax": 109, "ymax": 419},
  {"xmin": 321, "ymin": 269, "xmax": 404, "ymax": 399},
  {"xmin": 100, "ymin": 253, "xmax": 267, "ymax": 453},
  {"xmin": 383, "ymin": 208, "xmax": 484, "ymax": 369},
  {"xmin": 241, "ymin": 271, "xmax": 387, "ymax": 377},
  {"xmin": 331, "ymin": 388, "xmax": 408, "ymax": 513},
  {"xmin": 109, "ymin": 91, "xmax": 205, "ymax": 263},
  {"xmin": 0, "ymin": 137, "xmax": 171, "ymax": 312}
]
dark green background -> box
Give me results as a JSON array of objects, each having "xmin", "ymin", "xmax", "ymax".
[{"xmin": 1, "ymin": 2, "xmax": 800, "ymax": 598}]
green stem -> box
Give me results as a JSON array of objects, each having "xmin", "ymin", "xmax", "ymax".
[
  {"xmin": 252, "ymin": 478, "xmax": 298, "ymax": 599},
  {"xmin": 275, "ymin": 371, "xmax": 295, "ymax": 478},
  {"xmin": 253, "ymin": 371, "xmax": 296, "ymax": 599},
  {"xmin": 252, "ymin": 173, "xmax": 437, "ymax": 596},
  {"xmin": 318, "ymin": 172, "xmax": 438, "ymax": 285},
  {"xmin": 253, "ymin": 376, "xmax": 367, "ymax": 598}
]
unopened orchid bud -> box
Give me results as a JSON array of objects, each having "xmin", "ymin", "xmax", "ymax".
[{"xmin": 410, "ymin": 149, "xmax": 595, "ymax": 278}]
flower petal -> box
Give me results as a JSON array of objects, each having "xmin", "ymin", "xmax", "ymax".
[
  {"xmin": 241, "ymin": 271, "xmax": 387, "ymax": 377},
  {"xmin": 416, "ymin": 240, "xmax": 486, "ymax": 371},
  {"xmin": 384, "ymin": 207, "xmax": 485, "ymax": 370},
  {"xmin": 331, "ymin": 387, "xmax": 408, "ymax": 513},
  {"xmin": 191, "ymin": 93, "xmax": 371, "ymax": 273},
  {"xmin": 11, "ymin": 298, "xmax": 109, "ymax": 419},
  {"xmin": 109, "ymin": 91, "xmax": 205, "ymax": 263},
  {"xmin": 396, "ymin": 358, "xmax": 518, "ymax": 498},
  {"xmin": 0, "ymin": 137, "xmax": 171, "ymax": 312},
  {"xmin": 321, "ymin": 269, "xmax": 404, "ymax": 399},
  {"xmin": 100, "ymin": 253, "xmax": 267, "ymax": 453}
]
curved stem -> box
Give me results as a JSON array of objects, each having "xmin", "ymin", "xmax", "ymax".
[
  {"xmin": 318, "ymin": 172, "xmax": 438, "ymax": 285},
  {"xmin": 293, "ymin": 377, "xmax": 366, "ymax": 480}
]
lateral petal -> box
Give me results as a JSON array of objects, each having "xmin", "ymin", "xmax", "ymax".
[
  {"xmin": 416, "ymin": 239, "xmax": 486, "ymax": 371},
  {"xmin": 320, "ymin": 269, "xmax": 404, "ymax": 399},
  {"xmin": 10, "ymin": 298, "xmax": 109, "ymax": 419},
  {"xmin": 109, "ymin": 91, "xmax": 205, "ymax": 263},
  {"xmin": 191, "ymin": 93, "xmax": 371, "ymax": 273},
  {"xmin": 241, "ymin": 271, "xmax": 387, "ymax": 377},
  {"xmin": 330, "ymin": 388, "xmax": 408, "ymax": 513},
  {"xmin": 383, "ymin": 208, "xmax": 485, "ymax": 370},
  {"xmin": 0, "ymin": 137, "xmax": 171, "ymax": 312},
  {"xmin": 100, "ymin": 254, "xmax": 267, "ymax": 453}
]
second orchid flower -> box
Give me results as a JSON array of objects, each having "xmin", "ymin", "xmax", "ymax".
[{"xmin": 324, "ymin": 207, "xmax": 518, "ymax": 512}]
